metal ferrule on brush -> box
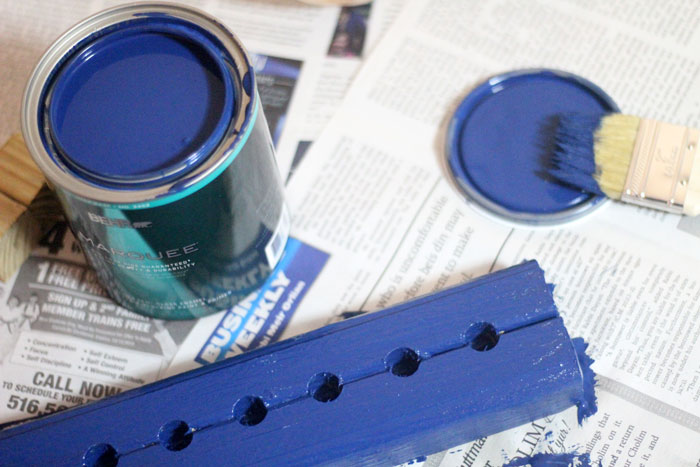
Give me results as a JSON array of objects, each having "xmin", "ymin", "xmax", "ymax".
[{"xmin": 621, "ymin": 118, "xmax": 700, "ymax": 214}]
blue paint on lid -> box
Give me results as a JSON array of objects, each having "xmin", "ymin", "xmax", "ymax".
[
  {"xmin": 46, "ymin": 19, "xmax": 234, "ymax": 187},
  {"xmin": 447, "ymin": 69, "xmax": 617, "ymax": 225}
]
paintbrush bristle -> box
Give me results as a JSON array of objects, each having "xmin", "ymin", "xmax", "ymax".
[
  {"xmin": 551, "ymin": 113, "xmax": 640, "ymax": 199},
  {"xmin": 593, "ymin": 114, "xmax": 640, "ymax": 199}
]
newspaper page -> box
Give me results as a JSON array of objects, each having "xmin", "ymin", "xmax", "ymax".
[
  {"xmin": 0, "ymin": 229, "xmax": 192, "ymax": 425},
  {"xmin": 270, "ymin": 0, "xmax": 406, "ymax": 181},
  {"xmin": 279, "ymin": 0, "xmax": 700, "ymax": 465}
]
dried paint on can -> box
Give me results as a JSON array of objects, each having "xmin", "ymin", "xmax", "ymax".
[{"xmin": 22, "ymin": 4, "xmax": 289, "ymax": 319}]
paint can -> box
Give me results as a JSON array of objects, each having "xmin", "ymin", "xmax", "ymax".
[
  {"xmin": 445, "ymin": 69, "xmax": 618, "ymax": 227},
  {"xmin": 21, "ymin": 4, "xmax": 289, "ymax": 319}
]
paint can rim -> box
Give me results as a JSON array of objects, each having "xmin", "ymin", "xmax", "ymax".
[{"xmin": 21, "ymin": 2, "xmax": 255, "ymax": 208}]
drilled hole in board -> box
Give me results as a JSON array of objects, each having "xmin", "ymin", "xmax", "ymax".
[
  {"xmin": 384, "ymin": 347, "xmax": 420, "ymax": 377},
  {"xmin": 465, "ymin": 322, "xmax": 499, "ymax": 351},
  {"xmin": 308, "ymin": 372, "xmax": 343, "ymax": 402},
  {"xmin": 158, "ymin": 420, "xmax": 193, "ymax": 451},
  {"xmin": 82, "ymin": 443, "xmax": 118, "ymax": 467},
  {"xmin": 233, "ymin": 396, "xmax": 267, "ymax": 426}
]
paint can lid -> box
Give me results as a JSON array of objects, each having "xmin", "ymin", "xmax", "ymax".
[
  {"xmin": 44, "ymin": 18, "xmax": 235, "ymax": 189},
  {"xmin": 445, "ymin": 69, "xmax": 617, "ymax": 226}
]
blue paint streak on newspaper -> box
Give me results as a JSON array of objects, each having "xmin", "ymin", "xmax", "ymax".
[
  {"xmin": 195, "ymin": 238, "xmax": 329, "ymax": 365},
  {"xmin": 503, "ymin": 452, "xmax": 592, "ymax": 467}
]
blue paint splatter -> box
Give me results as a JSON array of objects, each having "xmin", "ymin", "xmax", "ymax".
[
  {"xmin": 406, "ymin": 456, "xmax": 427, "ymax": 464},
  {"xmin": 502, "ymin": 452, "xmax": 591, "ymax": 467}
]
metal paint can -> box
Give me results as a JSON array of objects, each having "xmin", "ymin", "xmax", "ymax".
[{"xmin": 22, "ymin": 3, "xmax": 289, "ymax": 319}]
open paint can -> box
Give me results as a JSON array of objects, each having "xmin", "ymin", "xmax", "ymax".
[
  {"xmin": 445, "ymin": 69, "xmax": 618, "ymax": 227},
  {"xmin": 21, "ymin": 4, "xmax": 289, "ymax": 319}
]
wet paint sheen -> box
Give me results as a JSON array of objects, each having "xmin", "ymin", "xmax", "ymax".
[
  {"xmin": 49, "ymin": 26, "xmax": 232, "ymax": 185},
  {"xmin": 0, "ymin": 261, "xmax": 598, "ymax": 465}
]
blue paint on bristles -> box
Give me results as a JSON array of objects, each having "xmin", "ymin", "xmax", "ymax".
[
  {"xmin": 549, "ymin": 113, "xmax": 607, "ymax": 196},
  {"xmin": 0, "ymin": 261, "xmax": 597, "ymax": 466}
]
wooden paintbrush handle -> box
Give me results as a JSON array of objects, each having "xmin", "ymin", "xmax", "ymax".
[{"xmin": 684, "ymin": 148, "xmax": 700, "ymax": 216}]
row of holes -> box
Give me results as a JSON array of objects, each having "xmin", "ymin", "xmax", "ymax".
[{"xmin": 82, "ymin": 323, "xmax": 499, "ymax": 466}]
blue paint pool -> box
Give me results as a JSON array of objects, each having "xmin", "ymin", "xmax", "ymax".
[
  {"xmin": 47, "ymin": 23, "xmax": 233, "ymax": 185},
  {"xmin": 447, "ymin": 69, "xmax": 617, "ymax": 225}
]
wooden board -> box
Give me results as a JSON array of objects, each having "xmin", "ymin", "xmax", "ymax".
[
  {"xmin": 0, "ymin": 260, "xmax": 595, "ymax": 466},
  {"xmin": 0, "ymin": 134, "xmax": 44, "ymax": 208},
  {"xmin": 0, "ymin": 134, "xmax": 47, "ymax": 281}
]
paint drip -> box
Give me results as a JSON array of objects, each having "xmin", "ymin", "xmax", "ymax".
[{"xmin": 572, "ymin": 338, "xmax": 597, "ymax": 424}]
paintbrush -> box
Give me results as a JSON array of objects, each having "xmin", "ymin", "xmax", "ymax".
[{"xmin": 549, "ymin": 113, "xmax": 700, "ymax": 215}]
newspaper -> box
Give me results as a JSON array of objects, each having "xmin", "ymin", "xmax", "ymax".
[
  {"xmin": 0, "ymin": 236, "xmax": 188, "ymax": 423},
  {"xmin": 263, "ymin": 0, "xmax": 405, "ymax": 180},
  {"xmin": 279, "ymin": 0, "xmax": 700, "ymax": 465},
  {"xmin": 2, "ymin": 1, "xmax": 700, "ymax": 466}
]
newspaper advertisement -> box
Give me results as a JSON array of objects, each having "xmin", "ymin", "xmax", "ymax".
[
  {"xmin": 280, "ymin": 0, "xmax": 700, "ymax": 465},
  {"xmin": 0, "ymin": 227, "xmax": 193, "ymax": 425}
]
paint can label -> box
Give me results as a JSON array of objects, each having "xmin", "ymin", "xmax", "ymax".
[
  {"xmin": 22, "ymin": 6, "xmax": 289, "ymax": 318},
  {"xmin": 59, "ymin": 106, "xmax": 289, "ymax": 319}
]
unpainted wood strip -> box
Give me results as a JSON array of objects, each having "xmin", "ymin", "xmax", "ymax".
[
  {"xmin": 0, "ymin": 210, "xmax": 41, "ymax": 281},
  {"xmin": 0, "ymin": 191, "xmax": 26, "ymax": 235},
  {"xmin": 0, "ymin": 134, "xmax": 44, "ymax": 206}
]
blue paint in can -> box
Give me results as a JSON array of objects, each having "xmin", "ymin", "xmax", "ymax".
[
  {"xmin": 446, "ymin": 69, "xmax": 618, "ymax": 226},
  {"xmin": 48, "ymin": 24, "xmax": 233, "ymax": 185},
  {"xmin": 22, "ymin": 5, "xmax": 289, "ymax": 319}
]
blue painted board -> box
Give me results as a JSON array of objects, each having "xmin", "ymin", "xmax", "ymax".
[
  {"xmin": 125, "ymin": 319, "xmax": 582, "ymax": 466},
  {"xmin": 0, "ymin": 260, "xmax": 593, "ymax": 466}
]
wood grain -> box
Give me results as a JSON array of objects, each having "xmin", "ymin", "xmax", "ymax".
[
  {"xmin": 0, "ymin": 134, "xmax": 47, "ymax": 281},
  {"xmin": 0, "ymin": 134, "xmax": 44, "ymax": 206},
  {"xmin": 0, "ymin": 191, "xmax": 25, "ymax": 234}
]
